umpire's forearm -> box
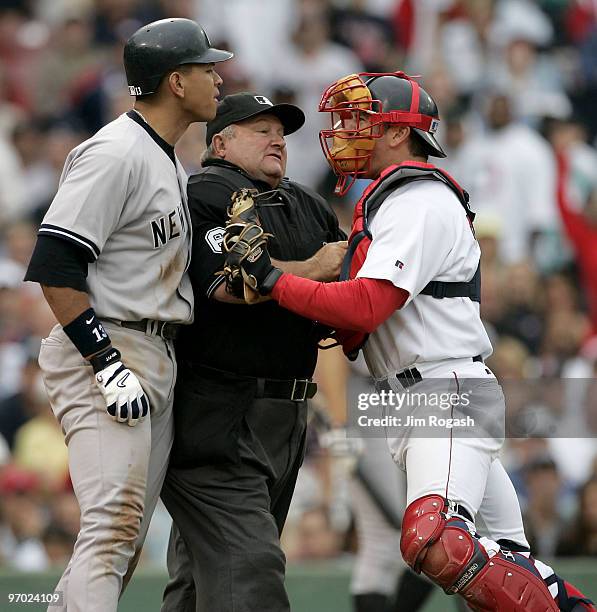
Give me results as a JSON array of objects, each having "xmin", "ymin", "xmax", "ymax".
[
  {"xmin": 272, "ymin": 241, "xmax": 347, "ymax": 282},
  {"xmin": 212, "ymin": 282, "xmax": 246, "ymax": 304},
  {"xmin": 272, "ymin": 257, "xmax": 318, "ymax": 279}
]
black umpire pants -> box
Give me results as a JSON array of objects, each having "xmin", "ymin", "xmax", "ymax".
[{"xmin": 160, "ymin": 363, "xmax": 308, "ymax": 612}]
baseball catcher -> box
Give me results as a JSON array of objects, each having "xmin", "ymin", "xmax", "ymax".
[{"xmin": 218, "ymin": 71, "xmax": 595, "ymax": 612}]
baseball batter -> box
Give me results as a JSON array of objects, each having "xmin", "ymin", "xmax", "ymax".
[
  {"xmin": 24, "ymin": 19, "xmax": 231, "ymax": 612},
  {"xmin": 351, "ymin": 433, "xmax": 439, "ymax": 612},
  {"xmin": 219, "ymin": 72, "xmax": 595, "ymax": 612}
]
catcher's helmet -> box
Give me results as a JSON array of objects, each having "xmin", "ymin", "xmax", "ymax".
[
  {"xmin": 318, "ymin": 71, "xmax": 446, "ymax": 194},
  {"xmin": 366, "ymin": 74, "xmax": 446, "ymax": 159},
  {"xmin": 124, "ymin": 18, "xmax": 233, "ymax": 97}
]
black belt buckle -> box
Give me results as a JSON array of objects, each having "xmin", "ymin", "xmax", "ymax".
[
  {"xmin": 121, "ymin": 319, "xmax": 180, "ymax": 340},
  {"xmin": 158, "ymin": 321, "xmax": 179, "ymax": 341},
  {"xmin": 291, "ymin": 379, "xmax": 309, "ymax": 402}
]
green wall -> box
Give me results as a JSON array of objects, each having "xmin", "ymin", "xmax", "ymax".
[{"xmin": 0, "ymin": 559, "xmax": 595, "ymax": 611}]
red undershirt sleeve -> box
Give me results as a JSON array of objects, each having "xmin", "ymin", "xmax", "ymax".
[{"xmin": 271, "ymin": 274, "xmax": 409, "ymax": 333}]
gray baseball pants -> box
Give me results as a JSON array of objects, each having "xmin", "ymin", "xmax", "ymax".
[{"xmin": 40, "ymin": 321, "xmax": 176, "ymax": 612}]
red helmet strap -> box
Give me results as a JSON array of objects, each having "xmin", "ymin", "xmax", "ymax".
[
  {"xmin": 409, "ymin": 79, "xmax": 420, "ymax": 113},
  {"xmin": 374, "ymin": 111, "xmax": 434, "ymax": 131}
]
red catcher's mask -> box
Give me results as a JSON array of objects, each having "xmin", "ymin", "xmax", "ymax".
[{"xmin": 318, "ymin": 71, "xmax": 441, "ymax": 196}]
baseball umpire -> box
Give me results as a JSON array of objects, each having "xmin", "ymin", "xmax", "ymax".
[
  {"xmin": 159, "ymin": 92, "xmax": 347, "ymax": 612},
  {"xmin": 218, "ymin": 72, "xmax": 596, "ymax": 612},
  {"xmin": 24, "ymin": 19, "xmax": 231, "ymax": 612}
]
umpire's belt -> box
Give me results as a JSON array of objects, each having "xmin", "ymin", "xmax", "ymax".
[
  {"xmin": 380, "ymin": 355, "xmax": 484, "ymax": 391},
  {"xmin": 255, "ymin": 377, "xmax": 317, "ymax": 402},
  {"xmin": 120, "ymin": 319, "xmax": 180, "ymax": 341},
  {"xmin": 194, "ymin": 365, "xmax": 317, "ymax": 402}
]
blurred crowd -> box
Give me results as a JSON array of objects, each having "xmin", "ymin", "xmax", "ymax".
[{"xmin": 1, "ymin": 0, "xmax": 597, "ymax": 573}]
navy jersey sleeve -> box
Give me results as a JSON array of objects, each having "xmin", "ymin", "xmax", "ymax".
[{"xmin": 24, "ymin": 235, "xmax": 89, "ymax": 291}]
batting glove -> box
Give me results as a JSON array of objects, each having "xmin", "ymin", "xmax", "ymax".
[
  {"xmin": 89, "ymin": 347, "xmax": 149, "ymax": 427},
  {"xmin": 319, "ymin": 428, "xmax": 365, "ymax": 457}
]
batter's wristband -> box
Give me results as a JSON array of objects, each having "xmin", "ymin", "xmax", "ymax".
[{"xmin": 62, "ymin": 308, "xmax": 111, "ymax": 358}]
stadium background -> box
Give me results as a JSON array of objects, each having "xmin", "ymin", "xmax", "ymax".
[{"xmin": 0, "ymin": 0, "xmax": 596, "ymax": 610}]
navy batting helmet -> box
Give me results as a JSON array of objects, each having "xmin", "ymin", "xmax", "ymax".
[{"xmin": 123, "ymin": 18, "xmax": 233, "ymax": 97}]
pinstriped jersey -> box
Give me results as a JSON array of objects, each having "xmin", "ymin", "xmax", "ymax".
[{"xmin": 38, "ymin": 112, "xmax": 193, "ymax": 323}]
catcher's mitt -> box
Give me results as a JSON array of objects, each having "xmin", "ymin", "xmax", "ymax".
[{"xmin": 219, "ymin": 188, "xmax": 274, "ymax": 304}]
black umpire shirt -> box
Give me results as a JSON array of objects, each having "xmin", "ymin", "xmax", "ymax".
[{"xmin": 176, "ymin": 158, "xmax": 345, "ymax": 380}]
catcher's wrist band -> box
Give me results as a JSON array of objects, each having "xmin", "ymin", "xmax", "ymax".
[
  {"xmin": 260, "ymin": 268, "xmax": 284, "ymax": 295},
  {"xmin": 63, "ymin": 307, "xmax": 111, "ymax": 359}
]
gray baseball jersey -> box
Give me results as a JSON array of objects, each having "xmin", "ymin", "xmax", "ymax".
[{"xmin": 38, "ymin": 112, "xmax": 193, "ymax": 323}]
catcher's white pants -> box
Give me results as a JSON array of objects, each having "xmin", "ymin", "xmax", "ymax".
[
  {"xmin": 40, "ymin": 321, "xmax": 176, "ymax": 612},
  {"xmin": 385, "ymin": 358, "xmax": 529, "ymax": 548}
]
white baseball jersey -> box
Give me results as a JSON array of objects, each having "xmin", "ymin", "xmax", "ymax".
[
  {"xmin": 356, "ymin": 179, "xmax": 492, "ymax": 379},
  {"xmin": 38, "ymin": 112, "xmax": 193, "ymax": 323}
]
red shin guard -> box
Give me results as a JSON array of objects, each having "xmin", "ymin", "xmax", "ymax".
[{"xmin": 401, "ymin": 495, "xmax": 559, "ymax": 612}]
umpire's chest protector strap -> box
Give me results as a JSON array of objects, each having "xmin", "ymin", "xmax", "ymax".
[{"xmin": 198, "ymin": 161, "xmax": 262, "ymax": 192}]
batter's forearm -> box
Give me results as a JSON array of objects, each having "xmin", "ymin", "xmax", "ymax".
[
  {"xmin": 42, "ymin": 285, "xmax": 116, "ymax": 360},
  {"xmin": 41, "ymin": 285, "xmax": 92, "ymax": 327},
  {"xmin": 314, "ymin": 347, "xmax": 349, "ymax": 426}
]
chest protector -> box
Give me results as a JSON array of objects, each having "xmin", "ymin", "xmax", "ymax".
[{"xmin": 336, "ymin": 161, "xmax": 481, "ymax": 360}]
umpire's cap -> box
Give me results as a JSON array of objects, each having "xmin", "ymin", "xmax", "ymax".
[
  {"xmin": 205, "ymin": 92, "xmax": 305, "ymax": 145},
  {"xmin": 365, "ymin": 74, "xmax": 446, "ymax": 158},
  {"xmin": 124, "ymin": 18, "xmax": 233, "ymax": 97}
]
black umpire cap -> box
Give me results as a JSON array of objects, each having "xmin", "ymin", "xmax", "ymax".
[
  {"xmin": 206, "ymin": 93, "xmax": 305, "ymax": 145},
  {"xmin": 124, "ymin": 18, "xmax": 233, "ymax": 96}
]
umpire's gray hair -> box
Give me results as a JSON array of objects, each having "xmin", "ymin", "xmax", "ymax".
[{"xmin": 201, "ymin": 125, "xmax": 237, "ymax": 163}]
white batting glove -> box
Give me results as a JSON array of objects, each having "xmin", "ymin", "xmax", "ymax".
[
  {"xmin": 90, "ymin": 347, "xmax": 149, "ymax": 427},
  {"xmin": 319, "ymin": 428, "xmax": 365, "ymax": 457}
]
